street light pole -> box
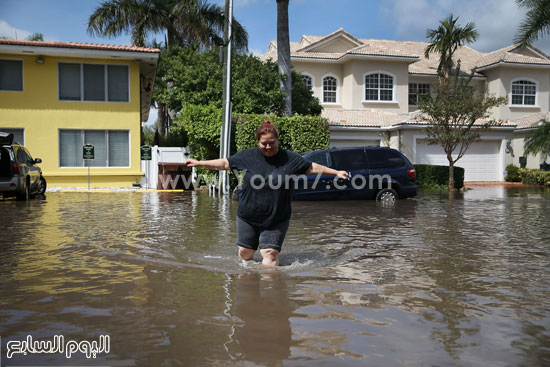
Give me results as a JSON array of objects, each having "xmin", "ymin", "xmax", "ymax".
[{"xmin": 219, "ymin": 0, "xmax": 233, "ymax": 195}]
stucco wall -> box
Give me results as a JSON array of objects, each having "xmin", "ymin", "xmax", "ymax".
[
  {"xmin": 294, "ymin": 58, "xmax": 411, "ymax": 112},
  {"xmin": 511, "ymin": 130, "xmax": 547, "ymax": 169},
  {"xmin": 0, "ymin": 53, "xmax": 143, "ymax": 187},
  {"xmin": 485, "ymin": 66, "xmax": 550, "ymax": 121}
]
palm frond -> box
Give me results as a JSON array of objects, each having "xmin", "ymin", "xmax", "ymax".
[{"xmin": 524, "ymin": 121, "xmax": 550, "ymax": 158}]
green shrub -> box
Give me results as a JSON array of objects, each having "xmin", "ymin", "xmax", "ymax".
[
  {"xmin": 519, "ymin": 168, "xmax": 550, "ymax": 186},
  {"xmin": 414, "ymin": 164, "xmax": 465, "ymax": 189},
  {"xmin": 505, "ymin": 164, "xmax": 522, "ymax": 182}
]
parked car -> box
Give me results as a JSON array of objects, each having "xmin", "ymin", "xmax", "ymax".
[
  {"xmin": 292, "ymin": 146, "xmax": 417, "ymax": 202},
  {"xmin": 0, "ymin": 132, "xmax": 46, "ymax": 200}
]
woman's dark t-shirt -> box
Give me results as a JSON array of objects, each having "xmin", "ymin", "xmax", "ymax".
[{"xmin": 228, "ymin": 148, "xmax": 311, "ymax": 228}]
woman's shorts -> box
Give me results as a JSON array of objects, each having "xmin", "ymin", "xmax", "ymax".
[{"xmin": 236, "ymin": 216, "xmax": 290, "ymax": 253}]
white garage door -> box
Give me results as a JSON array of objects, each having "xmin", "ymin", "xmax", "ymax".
[
  {"xmin": 330, "ymin": 139, "xmax": 380, "ymax": 148},
  {"xmin": 416, "ymin": 140, "xmax": 501, "ymax": 181}
]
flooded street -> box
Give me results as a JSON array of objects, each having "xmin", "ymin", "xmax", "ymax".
[{"xmin": 1, "ymin": 186, "xmax": 549, "ymax": 366}]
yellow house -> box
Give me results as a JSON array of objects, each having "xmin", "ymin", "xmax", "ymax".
[{"xmin": 0, "ymin": 39, "xmax": 159, "ymax": 188}]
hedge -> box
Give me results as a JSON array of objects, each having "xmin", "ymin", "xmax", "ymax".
[
  {"xmin": 174, "ymin": 104, "xmax": 330, "ymax": 162},
  {"xmin": 505, "ymin": 164, "xmax": 522, "ymax": 182},
  {"xmin": 414, "ymin": 164, "xmax": 465, "ymax": 189},
  {"xmin": 519, "ymin": 168, "xmax": 550, "ymax": 186}
]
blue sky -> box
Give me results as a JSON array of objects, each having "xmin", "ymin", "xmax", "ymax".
[
  {"xmin": 2, "ymin": 0, "xmax": 549, "ymax": 125},
  {"xmin": 2, "ymin": 0, "xmax": 549, "ymax": 55}
]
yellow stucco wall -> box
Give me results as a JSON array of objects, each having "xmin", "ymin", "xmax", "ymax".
[{"xmin": 0, "ymin": 53, "xmax": 143, "ymax": 187}]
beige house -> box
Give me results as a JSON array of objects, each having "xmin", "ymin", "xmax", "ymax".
[{"xmin": 260, "ymin": 28, "xmax": 550, "ymax": 182}]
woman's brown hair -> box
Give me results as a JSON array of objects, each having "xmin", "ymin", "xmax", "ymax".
[{"xmin": 256, "ymin": 121, "xmax": 279, "ymax": 141}]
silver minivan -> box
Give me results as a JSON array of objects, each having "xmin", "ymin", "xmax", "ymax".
[{"xmin": 0, "ymin": 132, "xmax": 46, "ymax": 200}]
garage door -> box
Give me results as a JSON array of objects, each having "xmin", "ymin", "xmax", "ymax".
[
  {"xmin": 415, "ymin": 140, "xmax": 501, "ymax": 181},
  {"xmin": 330, "ymin": 139, "xmax": 380, "ymax": 148}
]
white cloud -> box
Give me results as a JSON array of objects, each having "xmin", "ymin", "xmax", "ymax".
[
  {"xmin": 0, "ymin": 19, "xmax": 33, "ymax": 40},
  {"xmin": 380, "ymin": 0, "xmax": 550, "ymax": 54},
  {"xmin": 0, "ymin": 19, "xmax": 57, "ymax": 42}
]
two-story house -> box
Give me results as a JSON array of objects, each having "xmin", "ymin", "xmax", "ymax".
[
  {"xmin": 260, "ymin": 28, "xmax": 550, "ymax": 182},
  {"xmin": 0, "ymin": 39, "xmax": 159, "ymax": 188}
]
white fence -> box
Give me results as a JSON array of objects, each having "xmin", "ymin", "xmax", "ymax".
[{"xmin": 140, "ymin": 146, "xmax": 190, "ymax": 189}]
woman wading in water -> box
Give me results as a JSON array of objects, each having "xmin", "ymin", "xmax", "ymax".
[{"xmin": 185, "ymin": 121, "xmax": 349, "ymax": 266}]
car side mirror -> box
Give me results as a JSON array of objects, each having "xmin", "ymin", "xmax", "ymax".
[{"xmin": 34, "ymin": 158, "xmax": 42, "ymax": 164}]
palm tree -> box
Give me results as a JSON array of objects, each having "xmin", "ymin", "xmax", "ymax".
[
  {"xmin": 276, "ymin": 0, "xmax": 291, "ymax": 116},
  {"xmin": 88, "ymin": 0, "xmax": 248, "ymax": 138},
  {"xmin": 424, "ymin": 14, "xmax": 479, "ymax": 81},
  {"xmin": 524, "ymin": 120, "xmax": 550, "ymax": 162},
  {"xmin": 514, "ymin": 0, "xmax": 550, "ymax": 49},
  {"xmin": 87, "ymin": 0, "xmax": 248, "ymax": 50}
]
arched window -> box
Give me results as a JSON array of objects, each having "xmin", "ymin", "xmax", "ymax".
[
  {"xmin": 302, "ymin": 75, "xmax": 313, "ymax": 91},
  {"xmin": 323, "ymin": 76, "xmax": 337, "ymax": 103},
  {"xmin": 365, "ymin": 73, "xmax": 394, "ymax": 101},
  {"xmin": 511, "ymin": 79, "xmax": 537, "ymax": 105}
]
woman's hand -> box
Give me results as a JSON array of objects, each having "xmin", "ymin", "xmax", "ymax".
[
  {"xmin": 336, "ymin": 170, "xmax": 350, "ymax": 179},
  {"xmin": 184, "ymin": 159, "xmax": 201, "ymax": 167}
]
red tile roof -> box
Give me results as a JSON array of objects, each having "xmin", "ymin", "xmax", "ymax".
[{"xmin": 0, "ymin": 38, "xmax": 160, "ymax": 53}]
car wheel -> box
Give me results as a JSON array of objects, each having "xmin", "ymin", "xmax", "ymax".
[
  {"xmin": 16, "ymin": 179, "xmax": 30, "ymax": 201},
  {"xmin": 37, "ymin": 176, "xmax": 47, "ymax": 195},
  {"xmin": 375, "ymin": 188, "xmax": 398, "ymax": 203}
]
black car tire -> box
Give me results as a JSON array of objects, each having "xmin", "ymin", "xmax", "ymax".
[
  {"xmin": 16, "ymin": 179, "xmax": 30, "ymax": 201},
  {"xmin": 37, "ymin": 176, "xmax": 47, "ymax": 195},
  {"xmin": 375, "ymin": 188, "xmax": 398, "ymax": 202}
]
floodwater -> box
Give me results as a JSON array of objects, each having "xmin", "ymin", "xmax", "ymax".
[{"xmin": 0, "ymin": 186, "xmax": 549, "ymax": 367}]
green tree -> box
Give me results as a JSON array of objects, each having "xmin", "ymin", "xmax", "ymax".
[
  {"xmin": 524, "ymin": 121, "xmax": 550, "ymax": 162},
  {"xmin": 514, "ymin": 0, "xmax": 550, "ymax": 48},
  {"xmin": 276, "ymin": 0, "xmax": 291, "ymax": 116},
  {"xmin": 424, "ymin": 14, "xmax": 479, "ymax": 80},
  {"xmin": 26, "ymin": 33, "xmax": 44, "ymax": 41},
  {"xmin": 154, "ymin": 46, "xmax": 321, "ymax": 116},
  {"xmin": 88, "ymin": 0, "xmax": 249, "ymax": 138},
  {"xmin": 417, "ymin": 66, "xmax": 507, "ymax": 190}
]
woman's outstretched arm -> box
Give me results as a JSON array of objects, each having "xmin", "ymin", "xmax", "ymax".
[
  {"xmin": 184, "ymin": 158, "xmax": 230, "ymax": 171},
  {"xmin": 306, "ymin": 163, "xmax": 350, "ymax": 179}
]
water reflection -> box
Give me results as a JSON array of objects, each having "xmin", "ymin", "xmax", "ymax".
[{"xmin": 1, "ymin": 187, "xmax": 549, "ymax": 366}]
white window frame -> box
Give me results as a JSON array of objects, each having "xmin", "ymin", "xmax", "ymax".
[
  {"xmin": 509, "ymin": 77, "xmax": 539, "ymax": 107},
  {"xmin": 0, "ymin": 58, "xmax": 24, "ymax": 92},
  {"xmin": 0, "ymin": 127, "xmax": 24, "ymax": 145},
  {"xmin": 57, "ymin": 62, "xmax": 130, "ymax": 103},
  {"xmin": 301, "ymin": 72, "xmax": 314, "ymax": 93},
  {"xmin": 58, "ymin": 129, "xmax": 131, "ymax": 168},
  {"xmin": 363, "ymin": 71, "xmax": 397, "ymax": 103},
  {"xmin": 321, "ymin": 73, "xmax": 340, "ymax": 105}
]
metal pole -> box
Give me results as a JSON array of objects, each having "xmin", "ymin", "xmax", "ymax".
[
  {"xmin": 88, "ymin": 165, "xmax": 90, "ymax": 191},
  {"xmin": 220, "ymin": 0, "xmax": 233, "ymax": 195}
]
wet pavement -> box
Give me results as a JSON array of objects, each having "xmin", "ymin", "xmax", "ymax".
[{"xmin": 0, "ymin": 186, "xmax": 549, "ymax": 366}]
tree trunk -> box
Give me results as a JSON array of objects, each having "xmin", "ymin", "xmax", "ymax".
[
  {"xmin": 276, "ymin": 0, "xmax": 291, "ymax": 116},
  {"xmin": 157, "ymin": 102, "xmax": 167, "ymax": 139},
  {"xmin": 448, "ymin": 159, "xmax": 455, "ymax": 191}
]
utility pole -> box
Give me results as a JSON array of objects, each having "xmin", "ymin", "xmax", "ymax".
[{"xmin": 219, "ymin": 0, "xmax": 233, "ymax": 195}]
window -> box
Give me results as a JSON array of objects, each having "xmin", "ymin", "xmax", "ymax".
[
  {"xmin": 323, "ymin": 76, "xmax": 337, "ymax": 103},
  {"xmin": 511, "ymin": 80, "xmax": 536, "ymax": 106},
  {"xmin": 409, "ymin": 83, "xmax": 430, "ymax": 105},
  {"xmin": 58, "ymin": 63, "xmax": 129, "ymax": 102},
  {"xmin": 306, "ymin": 151, "xmax": 329, "ymax": 166},
  {"xmin": 302, "ymin": 75, "xmax": 313, "ymax": 91},
  {"xmin": 0, "ymin": 128, "xmax": 24, "ymax": 145},
  {"xmin": 365, "ymin": 73, "xmax": 394, "ymax": 101},
  {"xmin": 367, "ymin": 149, "xmax": 406, "ymax": 169},
  {"xmin": 59, "ymin": 130, "xmax": 129, "ymax": 167},
  {"xmin": 330, "ymin": 149, "xmax": 367, "ymax": 171},
  {"xmin": 0, "ymin": 59, "xmax": 23, "ymax": 91}
]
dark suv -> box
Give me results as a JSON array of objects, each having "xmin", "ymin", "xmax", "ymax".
[
  {"xmin": 292, "ymin": 146, "xmax": 417, "ymax": 201},
  {"xmin": 0, "ymin": 132, "xmax": 46, "ymax": 200}
]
